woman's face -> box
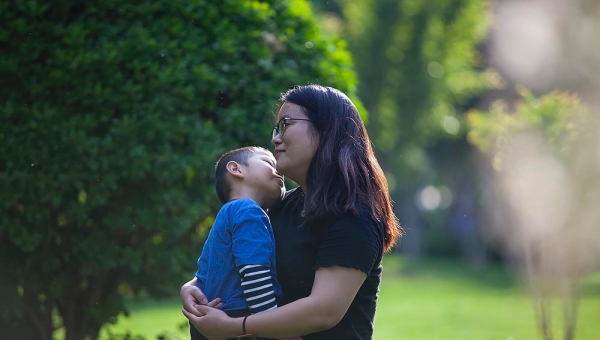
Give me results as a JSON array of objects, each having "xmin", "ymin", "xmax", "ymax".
[{"xmin": 271, "ymin": 101, "xmax": 319, "ymax": 188}]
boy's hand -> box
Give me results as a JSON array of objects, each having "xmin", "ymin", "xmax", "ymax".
[{"xmin": 206, "ymin": 297, "xmax": 223, "ymax": 309}]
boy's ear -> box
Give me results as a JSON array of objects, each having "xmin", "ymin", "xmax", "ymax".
[{"xmin": 226, "ymin": 161, "xmax": 244, "ymax": 179}]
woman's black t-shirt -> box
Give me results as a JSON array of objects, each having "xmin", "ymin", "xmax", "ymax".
[{"xmin": 268, "ymin": 187, "xmax": 384, "ymax": 340}]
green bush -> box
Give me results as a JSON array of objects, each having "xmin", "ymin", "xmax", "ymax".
[
  {"xmin": 467, "ymin": 87, "xmax": 589, "ymax": 162},
  {"xmin": 0, "ymin": 1, "xmax": 357, "ymax": 339}
]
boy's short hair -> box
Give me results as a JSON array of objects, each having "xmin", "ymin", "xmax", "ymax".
[{"xmin": 215, "ymin": 146, "xmax": 271, "ymax": 204}]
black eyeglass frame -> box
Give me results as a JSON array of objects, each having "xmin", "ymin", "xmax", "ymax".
[{"xmin": 272, "ymin": 117, "xmax": 314, "ymax": 138}]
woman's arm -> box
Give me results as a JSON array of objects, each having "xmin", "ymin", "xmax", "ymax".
[
  {"xmin": 184, "ymin": 265, "xmax": 366, "ymax": 339},
  {"xmin": 180, "ymin": 277, "xmax": 222, "ymax": 316}
]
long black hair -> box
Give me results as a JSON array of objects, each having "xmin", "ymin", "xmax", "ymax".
[{"xmin": 279, "ymin": 85, "xmax": 401, "ymax": 252}]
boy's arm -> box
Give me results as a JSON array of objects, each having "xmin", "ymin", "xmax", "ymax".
[
  {"xmin": 239, "ymin": 264, "xmax": 278, "ymax": 314},
  {"xmin": 231, "ymin": 205, "xmax": 279, "ymax": 314}
]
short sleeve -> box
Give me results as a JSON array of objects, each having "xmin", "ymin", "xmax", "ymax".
[
  {"xmin": 313, "ymin": 208, "xmax": 384, "ymax": 275},
  {"xmin": 231, "ymin": 204, "xmax": 275, "ymax": 268}
]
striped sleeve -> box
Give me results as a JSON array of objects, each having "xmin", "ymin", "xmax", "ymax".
[{"xmin": 238, "ymin": 264, "xmax": 278, "ymax": 314}]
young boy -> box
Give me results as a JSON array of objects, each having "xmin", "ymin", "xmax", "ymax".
[{"xmin": 191, "ymin": 146, "xmax": 285, "ymax": 340}]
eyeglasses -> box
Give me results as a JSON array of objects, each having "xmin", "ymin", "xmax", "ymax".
[{"xmin": 272, "ymin": 117, "xmax": 314, "ymax": 139}]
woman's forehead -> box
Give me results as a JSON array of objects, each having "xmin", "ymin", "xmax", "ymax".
[{"xmin": 277, "ymin": 102, "xmax": 306, "ymax": 119}]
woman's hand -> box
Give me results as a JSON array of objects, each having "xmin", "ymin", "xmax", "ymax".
[
  {"xmin": 182, "ymin": 303, "xmax": 304, "ymax": 340},
  {"xmin": 180, "ymin": 277, "xmax": 223, "ymax": 316},
  {"xmin": 183, "ymin": 304, "xmax": 237, "ymax": 340}
]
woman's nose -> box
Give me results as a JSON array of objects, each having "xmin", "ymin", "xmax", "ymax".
[{"xmin": 272, "ymin": 135, "xmax": 282, "ymax": 146}]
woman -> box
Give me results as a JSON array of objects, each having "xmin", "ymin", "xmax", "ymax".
[{"xmin": 181, "ymin": 84, "xmax": 402, "ymax": 339}]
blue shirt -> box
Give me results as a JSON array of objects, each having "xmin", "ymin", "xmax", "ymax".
[{"xmin": 195, "ymin": 198, "xmax": 282, "ymax": 312}]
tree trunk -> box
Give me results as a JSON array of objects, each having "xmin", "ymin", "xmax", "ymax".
[
  {"xmin": 60, "ymin": 270, "xmax": 122, "ymax": 340},
  {"xmin": 0, "ymin": 315, "xmax": 50, "ymax": 340},
  {"xmin": 398, "ymin": 193, "xmax": 422, "ymax": 272},
  {"xmin": 0, "ymin": 291, "xmax": 54, "ymax": 340}
]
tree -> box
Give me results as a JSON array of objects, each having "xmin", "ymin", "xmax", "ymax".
[
  {"xmin": 319, "ymin": 0, "xmax": 498, "ymax": 260},
  {"xmin": 468, "ymin": 88, "xmax": 600, "ymax": 340},
  {"xmin": 0, "ymin": 1, "xmax": 358, "ymax": 339}
]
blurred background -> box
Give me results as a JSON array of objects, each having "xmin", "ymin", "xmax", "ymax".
[{"xmin": 1, "ymin": 0, "xmax": 599, "ymax": 339}]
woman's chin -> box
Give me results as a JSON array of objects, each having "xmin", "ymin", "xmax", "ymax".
[{"xmin": 275, "ymin": 163, "xmax": 290, "ymax": 176}]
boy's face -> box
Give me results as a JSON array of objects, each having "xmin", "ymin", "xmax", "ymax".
[{"xmin": 243, "ymin": 150, "xmax": 285, "ymax": 208}]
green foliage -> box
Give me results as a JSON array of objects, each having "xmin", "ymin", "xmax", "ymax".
[
  {"xmin": 340, "ymin": 0, "xmax": 498, "ymax": 180},
  {"xmin": 315, "ymin": 0, "xmax": 497, "ymax": 257},
  {"xmin": 0, "ymin": 0, "xmax": 358, "ymax": 339},
  {"xmin": 467, "ymin": 87, "xmax": 591, "ymax": 165}
]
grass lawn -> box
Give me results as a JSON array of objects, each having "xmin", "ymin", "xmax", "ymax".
[{"xmin": 99, "ymin": 255, "xmax": 600, "ymax": 340}]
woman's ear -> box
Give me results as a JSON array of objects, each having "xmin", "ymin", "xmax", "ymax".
[{"xmin": 226, "ymin": 161, "xmax": 244, "ymax": 179}]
